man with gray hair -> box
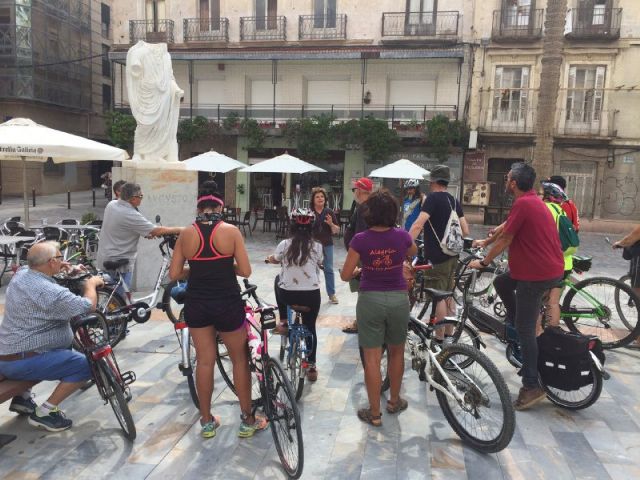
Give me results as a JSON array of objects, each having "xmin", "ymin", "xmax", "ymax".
[
  {"xmin": 96, "ymin": 182, "xmax": 182, "ymax": 290},
  {"xmin": 0, "ymin": 242, "xmax": 104, "ymax": 431}
]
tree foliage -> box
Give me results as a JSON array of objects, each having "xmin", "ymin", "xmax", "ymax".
[
  {"xmin": 424, "ymin": 115, "xmax": 470, "ymax": 162},
  {"xmin": 177, "ymin": 116, "xmax": 210, "ymax": 145},
  {"xmin": 105, "ymin": 111, "xmax": 136, "ymax": 151},
  {"xmin": 282, "ymin": 114, "xmax": 335, "ymax": 161}
]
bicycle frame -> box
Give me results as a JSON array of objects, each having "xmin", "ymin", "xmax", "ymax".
[
  {"xmin": 558, "ymin": 278, "xmax": 609, "ymax": 321},
  {"xmin": 284, "ymin": 307, "xmax": 312, "ymax": 362}
]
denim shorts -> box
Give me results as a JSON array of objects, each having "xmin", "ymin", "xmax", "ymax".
[{"xmin": 0, "ymin": 349, "xmax": 92, "ymax": 383}]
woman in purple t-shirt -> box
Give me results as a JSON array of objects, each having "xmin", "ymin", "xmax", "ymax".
[{"xmin": 340, "ymin": 189, "xmax": 417, "ymax": 427}]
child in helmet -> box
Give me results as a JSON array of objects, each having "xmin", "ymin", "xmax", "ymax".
[{"xmin": 402, "ymin": 179, "xmax": 425, "ymax": 231}]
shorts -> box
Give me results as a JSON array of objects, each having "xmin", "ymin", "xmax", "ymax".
[
  {"xmin": 630, "ymin": 256, "xmax": 640, "ymax": 288},
  {"xmin": 423, "ymin": 256, "xmax": 458, "ymax": 291},
  {"xmin": 356, "ymin": 290, "xmax": 410, "ymax": 348},
  {"xmin": 184, "ymin": 293, "xmax": 245, "ymax": 332},
  {"xmin": 0, "ymin": 349, "xmax": 91, "ymax": 383}
]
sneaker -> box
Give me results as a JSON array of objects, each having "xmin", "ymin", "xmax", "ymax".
[
  {"xmin": 307, "ymin": 366, "xmax": 318, "ymax": 382},
  {"xmin": 28, "ymin": 407, "xmax": 72, "ymax": 432},
  {"xmin": 513, "ymin": 386, "xmax": 546, "ymax": 411},
  {"xmin": 238, "ymin": 414, "xmax": 269, "ymax": 438},
  {"xmin": 200, "ymin": 415, "xmax": 221, "ymax": 439},
  {"xmin": 329, "ymin": 295, "xmax": 339, "ymax": 304},
  {"xmin": 9, "ymin": 395, "xmax": 37, "ymax": 415}
]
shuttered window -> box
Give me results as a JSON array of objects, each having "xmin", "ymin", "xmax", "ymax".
[{"xmin": 566, "ymin": 65, "xmax": 606, "ymax": 123}]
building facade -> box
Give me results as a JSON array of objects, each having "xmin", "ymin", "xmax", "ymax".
[
  {"xmin": 109, "ymin": 0, "xmax": 475, "ymax": 212},
  {"xmin": 0, "ymin": 0, "xmax": 114, "ymax": 196},
  {"xmin": 467, "ymin": 0, "xmax": 640, "ymax": 229}
]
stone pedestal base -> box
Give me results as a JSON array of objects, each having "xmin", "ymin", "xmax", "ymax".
[{"xmin": 112, "ymin": 163, "xmax": 197, "ymax": 290}]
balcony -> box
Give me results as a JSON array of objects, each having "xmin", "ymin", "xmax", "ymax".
[
  {"xmin": 565, "ymin": 7, "xmax": 621, "ymax": 41},
  {"xmin": 482, "ymin": 106, "xmax": 536, "ymax": 134},
  {"xmin": 557, "ymin": 109, "xmax": 616, "ymax": 138},
  {"xmin": 183, "ymin": 18, "xmax": 229, "ymax": 42},
  {"xmin": 240, "ymin": 16, "xmax": 287, "ymax": 41},
  {"xmin": 381, "ymin": 11, "xmax": 460, "ymax": 42},
  {"xmin": 129, "ymin": 20, "xmax": 175, "ymax": 44},
  {"xmin": 298, "ymin": 14, "xmax": 347, "ymax": 40},
  {"xmin": 492, "ymin": 8, "xmax": 543, "ymax": 42}
]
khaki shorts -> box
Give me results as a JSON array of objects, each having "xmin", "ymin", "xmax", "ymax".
[
  {"xmin": 356, "ymin": 290, "xmax": 410, "ymax": 348},
  {"xmin": 423, "ymin": 256, "xmax": 458, "ymax": 292}
]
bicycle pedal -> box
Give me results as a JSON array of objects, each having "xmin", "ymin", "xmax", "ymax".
[{"xmin": 121, "ymin": 370, "xmax": 136, "ymax": 385}]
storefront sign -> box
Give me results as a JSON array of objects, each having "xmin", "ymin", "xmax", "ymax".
[
  {"xmin": 463, "ymin": 151, "xmax": 486, "ymax": 183},
  {"xmin": 462, "ymin": 182, "xmax": 491, "ymax": 206}
]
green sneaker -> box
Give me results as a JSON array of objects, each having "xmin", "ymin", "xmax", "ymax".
[
  {"xmin": 200, "ymin": 415, "xmax": 220, "ymax": 439},
  {"xmin": 238, "ymin": 414, "xmax": 268, "ymax": 438}
]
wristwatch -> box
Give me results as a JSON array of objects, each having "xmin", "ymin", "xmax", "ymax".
[{"xmin": 479, "ymin": 259, "xmax": 489, "ymax": 267}]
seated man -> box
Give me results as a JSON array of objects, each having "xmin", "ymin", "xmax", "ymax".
[{"xmin": 0, "ymin": 242, "xmax": 104, "ymax": 432}]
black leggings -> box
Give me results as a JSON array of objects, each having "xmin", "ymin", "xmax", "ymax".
[{"xmin": 274, "ymin": 280, "xmax": 321, "ymax": 363}]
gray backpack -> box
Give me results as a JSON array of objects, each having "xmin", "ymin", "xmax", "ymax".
[{"xmin": 429, "ymin": 194, "xmax": 463, "ymax": 256}]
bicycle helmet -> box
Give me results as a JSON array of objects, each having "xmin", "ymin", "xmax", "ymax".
[
  {"xmin": 541, "ymin": 181, "xmax": 568, "ymax": 204},
  {"xmin": 290, "ymin": 208, "xmax": 315, "ymax": 228},
  {"xmin": 404, "ymin": 179, "xmax": 420, "ymax": 189}
]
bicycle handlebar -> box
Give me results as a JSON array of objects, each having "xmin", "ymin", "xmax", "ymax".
[{"xmin": 241, "ymin": 278, "xmax": 268, "ymax": 309}]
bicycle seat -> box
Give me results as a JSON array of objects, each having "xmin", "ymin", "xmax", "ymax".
[
  {"xmin": 290, "ymin": 304, "xmax": 311, "ymax": 313},
  {"xmin": 423, "ymin": 288, "xmax": 454, "ymax": 303},
  {"xmin": 103, "ymin": 258, "xmax": 129, "ymax": 270},
  {"xmin": 70, "ymin": 313, "xmax": 101, "ymax": 332}
]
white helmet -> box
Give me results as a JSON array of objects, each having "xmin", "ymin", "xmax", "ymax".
[{"xmin": 404, "ymin": 179, "xmax": 420, "ymax": 189}]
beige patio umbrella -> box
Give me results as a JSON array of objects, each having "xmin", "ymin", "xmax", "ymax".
[{"xmin": 0, "ymin": 118, "xmax": 129, "ymax": 225}]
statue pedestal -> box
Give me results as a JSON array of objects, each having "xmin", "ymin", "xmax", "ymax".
[{"xmin": 112, "ymin": 163, "xmax": 197, "ymax": 290}]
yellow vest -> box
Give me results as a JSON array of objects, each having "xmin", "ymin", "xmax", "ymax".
[{"xmin": 545, "ymin": 202, "xmax": 574, "ymax": 272}]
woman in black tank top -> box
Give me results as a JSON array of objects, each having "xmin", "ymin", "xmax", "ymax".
[{"xmin": 169, "ymin": 181, "xmax": 266, "ymax": 439}]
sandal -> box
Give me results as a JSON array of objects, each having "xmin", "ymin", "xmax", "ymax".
[
  {"xmin": 357, "ymin": 408, "xmax": 382, "ymax": 427},
  {"xmin": 386, "ymin": 398, "xmax": 408, "ymax": 414}
]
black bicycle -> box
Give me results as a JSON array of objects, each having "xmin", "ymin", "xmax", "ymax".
[{"xmin": 71, "ymin": 312, "xmax": 136, "ymax": 440}]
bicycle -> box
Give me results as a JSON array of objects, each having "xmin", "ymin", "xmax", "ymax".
[
  {"xmin": 70, "ymin": 311, "xmax": 136, "ymax": 440},
  {"xmin": 99, "ymin": 234, "xmax": 181, "ymax": 346},
  {"xmin": 181, "ymin": 279, "xmax": 304, "ymax": 478},
  {"xmin": 405, "ymin": 298, "xmax": 516, "ymax": 453},
  {"xmin": 279, "ymin": 305, "xmax": 314, "ymax": 401}
]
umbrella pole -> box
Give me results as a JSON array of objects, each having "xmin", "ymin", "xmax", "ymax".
[{"xmin": 22, "ymin": 156, "xmax": 29, "ymax": 226}]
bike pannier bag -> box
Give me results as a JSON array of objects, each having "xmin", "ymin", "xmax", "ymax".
[
  {"xmin": 537, "ymin": 327, "xmax": 604, "ymax": 391},
  {"xmin": 429, "ymin": 194, "xmax": 463, "ymax": 256}
]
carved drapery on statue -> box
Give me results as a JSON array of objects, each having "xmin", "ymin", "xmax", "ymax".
[{"xmin": 126, "ymin": 41, "xmax": 184, "ymax": 163}]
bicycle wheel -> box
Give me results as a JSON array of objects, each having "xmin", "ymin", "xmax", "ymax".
[
  {"xmin": 96, "ymin": 358, "xmax": 136, "ymax": 440},
  {"xmin": 176, "ymin": 310, "xmax": 199, "ymax": 409},
  {"xmin": 562, "ymin": 277, "xmax": 640, "ymax": 349},
  {"xmin": 358, "ymin": 344, "xmax": 389, "ymax": 393},
  {"xmin": 434, "ymin": 344, "xmax": 515, "ymax": 453},
  {"xmin": 264, "ymin": 357, "xmax": 304, "ymax": 479},
  {"xmin": 97, "ymin": 288, "xmax": 127, "ymax": 347},
  {"xmin": 541, "ymin": 362, "xmax": 603, "ymax": 410},
  {"xmin": 431, "ymin": 319, "xmax": 482, "ymax": 369},
  {"xmin": 161, "ymin": 280, "xmax": 183, "ymax": 324},
  {"xmin": 615, "ymin": 274, "xmax": 635, "ymax": 330},
  {"xmin": 288, "ymin": 339, "xmax": 305, "ymax": 401}
]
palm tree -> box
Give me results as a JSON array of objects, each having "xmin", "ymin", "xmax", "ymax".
[{"xmin": 532, "ymin": 0, "xmax": 568, "ymax": 180}]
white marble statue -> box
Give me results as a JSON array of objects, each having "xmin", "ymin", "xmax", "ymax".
[{"xmin": 126, "ymin": 41, "xmax": 184, "ymax": 163}]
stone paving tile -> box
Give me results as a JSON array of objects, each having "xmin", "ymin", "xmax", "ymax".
[{"xmin": 2, "ymin": 227, "xmax": 640, "ymax": 479}]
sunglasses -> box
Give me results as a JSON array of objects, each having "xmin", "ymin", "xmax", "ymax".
[{"xmin": 133, "ymin": 194, "xmax": 144, "ymax": 199}]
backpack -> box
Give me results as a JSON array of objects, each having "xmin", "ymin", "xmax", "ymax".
[
  {"xmin": 549, "ymin": 203, "xmax": 580, "ymax": 251},
  {"xmin": 537, "ymin": 327, "xmax": 604, "ymax": 391},
  {"xmin": 428, "ymin": 194, "xmax": 463, "ymax": 256}
]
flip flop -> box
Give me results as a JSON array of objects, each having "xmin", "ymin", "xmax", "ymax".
[
  {"xmin": 386, "ymin": 398, "xmax": 408, "ymax": 414},
  {"xmin": 357, "ymin": 408, "xmax": 382, "ymax": 427}
]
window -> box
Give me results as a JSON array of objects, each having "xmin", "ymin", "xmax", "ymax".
[
  {"xmin": 313, "ymin": 0, "xmax": 336, "ymax": 28},
  {"xmin": 146, "ymin": 0, "xmax": 166, "ymax": 31},
  {"xmin": 492, "ymin": 66, "xmax": 530, "ymax": 122},
  {"xmin": 255, "ymin": 0, "xmax": 277, "ymax": 30},
  {"xmin": 102, "ymin": 45, "xmax": 110, "ymax": 77},
  {"xmin": 102, "ymin": 84, "xmax": 112, "ymax": 113},
  {"xmin": 199, "ymin": 0, "xmax": 220, "ymax": 29},
  {"xmin": 566, "ymin": 66, "xmax": 605, "ymax": 123},
  {"xmin": 577, "ymin": 0, "xmax": 610, "ymax": 27},
  {"xmin": 502, "ymin": 0, "xmax": 533, "ymax": 27},
  {"xmin": 406, "ymin": 0, "xmax": 437, "ymax": 30},
  {"xmin": 101, "ymin": 3, "xmax": 110, "ymax": 38}
]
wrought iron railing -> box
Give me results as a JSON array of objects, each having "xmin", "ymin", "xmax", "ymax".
[
  {"xmin": 381, "ymin": 11, "xmax": 459, "ymax": 40},
  {"xmin": 129, "ymin": 19, "xmax": 175, "ymax": 44},
  {"xmin": 482, "ymin": 106, "xmax": 536, "ymax": 134},
  {"xmin": 558, "ymin": 109, "xmax": 616, "ymax": 137},
  {"xmin": 240, "ymin": 16, "xmax": 287, "ymax": 41},
  {"xmin": 183, "ymin": 18, "xmax": 229, "ymax": 42},
  {"xmin": 492, "ymin": 8, "xmax": 543, "ymax": 41},
  {"xmin": 298, "ymin": 14, "xmax": 347, "ymax": 40},
  {"xmin": 565, "ymin": 7, "xmax": 622, "ymax": 40}
]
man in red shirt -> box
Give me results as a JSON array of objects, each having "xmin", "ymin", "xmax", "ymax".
[{"xmin": 470, "ymin": 162, "xmax": 564, "ymax": 410}]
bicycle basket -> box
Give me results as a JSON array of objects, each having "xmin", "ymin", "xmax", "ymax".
[{"xmin": 572, "ymin": 256, "xmax": 592, "ymax": 273}]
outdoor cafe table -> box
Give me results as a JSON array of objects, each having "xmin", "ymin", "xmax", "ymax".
[{"xmin": 0, "ymin": 235, "xmax": 36, "ymax": 286}]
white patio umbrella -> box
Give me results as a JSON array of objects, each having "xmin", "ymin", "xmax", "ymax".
[
  {"xmin": 0, "ymin": 117, "xmax": 129, "ymax": 225},
  {"xmin": 369, "ymin": 158, "xmax": 430, "ymax": 179},
  {"xmin": 239, "ymin": 153, "xmax": 327, "ymax": 174},
  {"xmin": 181, "ymin": 150, "xmax": 246, "ymax": 173}
]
